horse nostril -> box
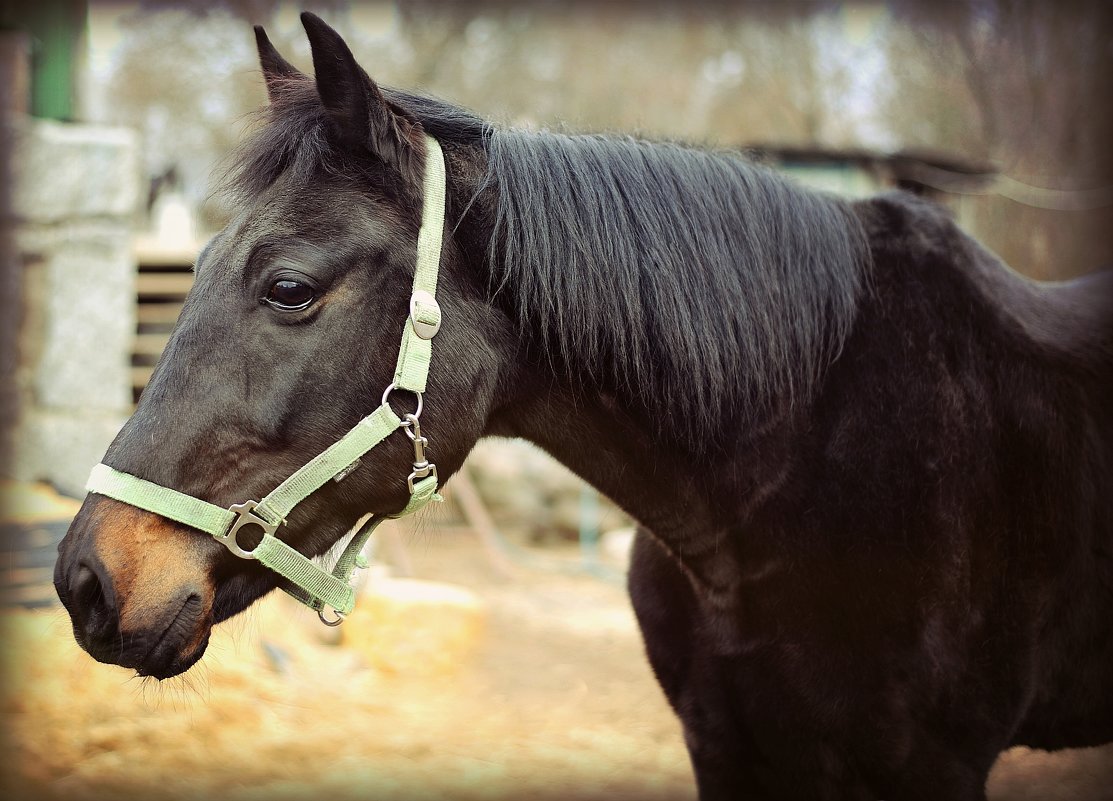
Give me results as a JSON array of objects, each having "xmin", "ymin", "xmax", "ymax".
[
  {"xmin": 72, "ymin": 565, "xmax": 102, "ymax": 606},
  {"xmin": 70, "ymin": 562, "xmax": 119, "ymax": 647}
]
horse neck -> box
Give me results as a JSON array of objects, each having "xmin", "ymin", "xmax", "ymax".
[
  {"xmin": 446, "ymin": 141, "xmax": 801, "ymax": 579},
  {"xmin": 480, "ymin": 366, "xmax": 801, "ymax": 602}
]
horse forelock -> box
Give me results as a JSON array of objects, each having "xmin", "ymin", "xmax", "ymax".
[{"xmin": 216, "ymin": 80, "xmax": 457, "ymax": 207}]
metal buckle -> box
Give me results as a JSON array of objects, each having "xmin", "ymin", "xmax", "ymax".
[
  {"xmin": 409, "ymin": 290, "xmax": 441, "ymax": 340},
  {"xmin": 318, "ymin": 606, "xmax": 346, "ymax": 627},
  {"xmin": 404, "ymin": 413, "xmax": 438, "ymax": 493},
  {"xmin": 408, "ymin": 463, "xmax": 439, "ymax": 494},
  {"xmin": 222, "ymin": 500, "xmax": 280, "ymax": 560}
]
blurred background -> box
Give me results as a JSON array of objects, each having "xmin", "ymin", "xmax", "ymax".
[{"xmin": 1, "ymin": 1, "xmax": 1111, "ymax": 800}]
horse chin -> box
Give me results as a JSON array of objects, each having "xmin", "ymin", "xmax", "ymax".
[
  {"xmin": 135, "ymin": 629, "xmax": 211, "ymax": 680},
  {"xmin": 132, "ymin": 573, "xmax": 275, "ymax": 679},
  {"xmin": 130, "ymin": 592, "xmax": 215, "ymax": 680},
  {"xmin": 211, "ymin": 569, "xmax": 280, "ymax": 625}
]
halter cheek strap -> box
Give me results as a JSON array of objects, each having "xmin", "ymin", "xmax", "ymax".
[{"xmin": 83, "ymin": 135, "xmax": 449, "ymax": 625}]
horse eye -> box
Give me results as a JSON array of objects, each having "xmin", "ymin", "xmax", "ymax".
[{"xmin": 265, "ymin": 279, "xmax": 316, "ymax": 311}]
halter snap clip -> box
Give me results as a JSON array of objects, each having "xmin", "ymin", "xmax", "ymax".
[{"xmin": 404, "ymin": 413, "xmax": 438, "ymax": 493}]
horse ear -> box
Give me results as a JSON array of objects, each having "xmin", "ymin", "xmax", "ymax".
[
  {"xmin": 299, "ymin": 11, "xmax": 419, "ymax": 172},
  {"xmin": 254, "ymin": 25, "xmax": 303, "ymax": 103}
]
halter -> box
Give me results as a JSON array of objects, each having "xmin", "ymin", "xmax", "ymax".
[{"xmin": 83, "ymin": 135, "xmax": 448, "ymax": 626}]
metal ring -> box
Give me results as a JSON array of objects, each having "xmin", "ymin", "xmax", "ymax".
[
  {"xmin": 381, "ymin": 382, "xmax": 423, "ymax": 421},
  {"xmin": 318, "ymin": 607, "xmax": 346, "ymax": 627}
]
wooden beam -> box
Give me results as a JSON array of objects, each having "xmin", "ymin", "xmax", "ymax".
[
  {"xmin": 136, "ymin": 303, "xmax": 184, "ymax": 325},
  {"xmin": 130, "ymin": 365, "xmax": 154, "ymax": 390},
  {"xmin": 132, "ymin": 332, "xmax": 170, "ymax": 357},
  {"xmin": 444, "ymin": 467, "xmax": 517, "ymax": 579},
  {"xmin": 136, "ymin": 273, "xmax": 193, "ymax": 297}
]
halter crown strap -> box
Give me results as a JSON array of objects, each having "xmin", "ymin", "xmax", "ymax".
[
  {"xmin": 83, "ymin": 135, "xmax": 448, "ymax": 620},
  {"xmin": 394, "ymin": 132, "xmax": 446, "ymax": 393}
]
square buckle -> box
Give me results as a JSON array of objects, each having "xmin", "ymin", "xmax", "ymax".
[
  {"xmin": 222, "ymin": 500, "xmax": 281, "ymax": 560},
  {"xmin": 407, "ymin": 463, "xmax": 438, "ymax": 494}
]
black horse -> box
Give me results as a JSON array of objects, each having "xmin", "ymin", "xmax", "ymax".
[{"xmin": 54, "ymin": 13, "xmax": 1113, "ymax": 801}]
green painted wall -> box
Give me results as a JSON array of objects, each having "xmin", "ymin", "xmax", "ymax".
[{"xmin": 1, "ymin": 0, "xmax": 86, "ymax": 120}]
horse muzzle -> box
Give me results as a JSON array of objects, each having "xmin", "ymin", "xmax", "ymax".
[{"xmin": 54, "ymin": 496, "xmax": 217, "ymax": 679}]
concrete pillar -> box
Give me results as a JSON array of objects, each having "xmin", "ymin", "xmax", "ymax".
[{"xmin": 3, "ymin": 117, "xmax": 139, "ymax": 497}]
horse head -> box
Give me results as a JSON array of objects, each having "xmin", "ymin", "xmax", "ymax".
[{"xmin": 54, "ymin": 13, "xmax": 506, "ymax": 679}]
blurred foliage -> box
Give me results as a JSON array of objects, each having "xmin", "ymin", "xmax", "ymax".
[
  {"xmin": 885, "ymin": 0, "xmax": 1112, "ymax": 182},
  {"xmin": 81, "ymin": 0, "xmax": 1112, "ymax": 273}
]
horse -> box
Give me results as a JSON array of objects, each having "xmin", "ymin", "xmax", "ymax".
[{"xmin": 54, "ymin": 12, "xmax": 1113, "ymax": 801}]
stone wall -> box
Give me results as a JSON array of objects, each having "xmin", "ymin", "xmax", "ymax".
[
  {"xmin": 466, "ymin": 438, "xmax": 633, "ymax": 544},
  {"xmin": 2, "ymin": 117, "xmax": 139, "ymax": 497}
]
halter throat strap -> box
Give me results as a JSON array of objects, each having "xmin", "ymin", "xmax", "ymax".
[{"xmin": 84, "ymin": 135, "xmax": 448, "ymax": 623}]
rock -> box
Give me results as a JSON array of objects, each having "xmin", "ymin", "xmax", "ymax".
[
  {"xmin": 8, "ymin": 117, "xmax": 140, "ymax": 223},
  {"xmin": 18, "ymin": 226, "xmax": 136, "ymax": 413},
  {"xmin": 3, "ymin": 118, "xmax": 138, "ymax": 497},
  {"xmin": 464, "ymin": 437, "xmax": 632, "ymax": 542},
  {"xmin": 601, "ymin": 527, "xmax": 637, "ymax": 568},
  {"xmin": 340, "ymin": 577, "xmax": 486, "ymax": 677},
  {"xmin": 0, "ymin": 479, "xmax": 80, "ymax": 522},
  {"xmin": 0, "ymin": 481, "xmax": 78, "ymax": 608},
  {"xmin": 9, "ymin": 409, "xmax": 129, "ymax": 499}
]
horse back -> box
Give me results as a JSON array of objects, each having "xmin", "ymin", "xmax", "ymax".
[{"xmin": 850, "ymin": 191, "xmax": 1113, "ymax": 750}]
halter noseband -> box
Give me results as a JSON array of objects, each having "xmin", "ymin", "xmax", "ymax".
[{"xmin": 83, "ymin": 135, "xmax": 448, "ymax": 626}]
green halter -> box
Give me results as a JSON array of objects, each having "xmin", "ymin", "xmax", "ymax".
[{"xmin": 84, "ymin": 135, "xmax": 448, "ymax": 626}]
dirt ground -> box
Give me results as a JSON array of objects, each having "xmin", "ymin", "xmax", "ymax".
[{"xmin": 2, "ymin": 524, "xmax": 1111, "ymax": 801}]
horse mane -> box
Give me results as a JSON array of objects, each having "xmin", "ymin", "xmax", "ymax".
[
  {"xmin": 224, "ymin": 80, "xmax": 871, "ymax": 434},
  {"xmin": 480, "ymin": 128, "xmax": 870, "ymax": 434}
]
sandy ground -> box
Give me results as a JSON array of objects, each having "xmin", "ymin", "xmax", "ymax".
[{"xmin": 2, "ymin": 525, "xmax": 1111, "ymax": 801}]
